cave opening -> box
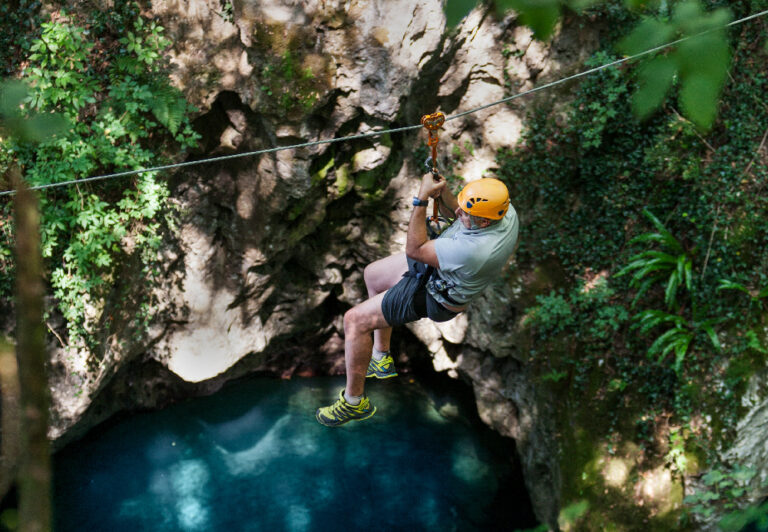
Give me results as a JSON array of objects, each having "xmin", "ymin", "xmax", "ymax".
[{"xmin": 47, "ymin": 330, "xmax": 540, "ymax": 531}]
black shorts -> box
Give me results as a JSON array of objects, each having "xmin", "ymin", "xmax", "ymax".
[{"xmin": 381, "ymin": 258, "xmax": 460, "ymax": 326}]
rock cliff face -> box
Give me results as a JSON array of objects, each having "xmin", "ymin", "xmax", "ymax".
[{"xmin": 46, "ymin": 0, "xmax": 603, "ymax": 527}]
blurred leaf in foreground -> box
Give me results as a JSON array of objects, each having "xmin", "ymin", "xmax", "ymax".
[
  {"xmin": 497, "ymin": 0, "xmax": 562, "ymax": 40},
  {"xmin": 445, "ymin": 0, "xmax": 478, "ymax": 27},
  {"xmin": 0, "ymin": 80, "xmax": 69, "ymax": 144},
  {"xmin": 618, "ymin": 0, "xmax": 732, "ymax": 130}
]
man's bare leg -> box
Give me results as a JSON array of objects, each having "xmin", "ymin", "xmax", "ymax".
[
  {"xmin": 316, "ymin": 255, "xmax": 406, "ymax": 425},
  {"xmin": 315, "ymin": 293, "xmax": 389, "ymax": 426},
  {"xmin": 363, "ymin": 253, "xmax": 407, "ymax": 353},
  {"xmin": 343, "ymin": 292, "xmax": 392, "ymax": 397}
]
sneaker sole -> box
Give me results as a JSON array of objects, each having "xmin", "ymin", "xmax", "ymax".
[{"xmin": 366, "ymin": 372, "xmax": 398, "ymax": 379}]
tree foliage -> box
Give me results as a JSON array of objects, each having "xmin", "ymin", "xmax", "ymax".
[
  {"xmin": 0, "ymin": 3, "xmax": 199, "ymax": 355},
  {"xmin": 618, "ymin": 0, "xmax": 732, "ymax": 129}
]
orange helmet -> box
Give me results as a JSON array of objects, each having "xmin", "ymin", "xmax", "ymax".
[{"xmin": 457, "ymin": 178, "xmax": 510, "ymax": 220}]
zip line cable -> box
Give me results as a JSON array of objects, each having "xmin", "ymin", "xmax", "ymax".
[
  {"xmin": 0, "ymin": 123, "xmax": 423, "ymax": 197},
  {"xmin": 1, "ymin": 7, "xmax": 767, "ymax": 198}
]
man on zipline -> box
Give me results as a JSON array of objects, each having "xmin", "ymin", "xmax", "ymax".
[{"xmin": 316, "ymin": 172, "xmax": 519, "ymax": 426}]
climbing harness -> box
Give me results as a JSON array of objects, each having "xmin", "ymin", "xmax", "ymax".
[
  {"xmin": 426, "ymin": 274, "xmax": 463, "ymax": 308},
  {"xmin": 402, "ymin": 260, "xmax": 464, "ymax": 314},
  {"xmin": 421, "ymin": 155, "xmax": 452, "ymax": 239}
]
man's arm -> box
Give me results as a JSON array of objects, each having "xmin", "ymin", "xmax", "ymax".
[{"xmin": 406, "ymin": 173, "xmax": 446, "ymax": 268}]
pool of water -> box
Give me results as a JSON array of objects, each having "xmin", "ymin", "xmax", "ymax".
[{"xmin": 54, "ymin": 376, "xmax": 537, "ymax": 531}]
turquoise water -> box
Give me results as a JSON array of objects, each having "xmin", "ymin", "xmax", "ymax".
[{"xmin": 54, "ymin": 376, "xmax": 536, "ymax": 531}]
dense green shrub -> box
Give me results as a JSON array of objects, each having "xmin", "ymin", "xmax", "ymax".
[{"xmin": 0, "ymin": 3, "xmax": 199, "ymax": 353}]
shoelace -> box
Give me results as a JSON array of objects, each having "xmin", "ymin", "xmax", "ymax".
[
  {"xmin": 329, "ymin": 397, "xmax": 357, "ymax": 416},
  {"xmin": 329, "ymin": 400, "xmax": 346, "ymax": 415}
]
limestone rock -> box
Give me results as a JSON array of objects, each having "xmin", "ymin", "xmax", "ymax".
[
  {"xmin": 719, "ymin": 369, "xmax": 768, "ymax": 506},
  {"xmin": 45, "ymin": 1, "xmax": 610, "ymax": 528}
]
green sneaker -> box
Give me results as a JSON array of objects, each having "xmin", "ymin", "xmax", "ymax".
[
  {"xmin": 366, "ymin": 354, "xmax": 398, "ymax": 379},
  {"xmin": 315, "ymin": 389, "xmax": 376, "ymax": 427}
]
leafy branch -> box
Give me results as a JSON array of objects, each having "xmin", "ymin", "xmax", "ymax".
[{"xmin": 618, "ymin": 0, "xmax": 732, "ymax": 130}]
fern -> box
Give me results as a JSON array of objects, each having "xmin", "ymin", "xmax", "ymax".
[
  {"xmin": 633, "ymin": 309, "xmax": 722, "ymax": 374},
  {"xmin": 615, "ymin": 209, "xmax": 693, "ymax": 309},
  {"xmin": 718, "ymin": 279, "xmax": 768, "ymax": 304},
  {"xmin": 149, "ymin": 84, "xmax": 187, "ymax": 135},
  {"xmin": 618, "ymin": 209, "xmax": 726, "ymax": 374}
]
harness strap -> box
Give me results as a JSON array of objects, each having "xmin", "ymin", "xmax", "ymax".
[
  {"xmin": 403, "ymin": 262, "xmax": 464, "ymax": 307},
  {"xmin": 402, "ymin": 264, "xmax": 434, "ymax": 285},
  {"xmin": 428, "ymin": 274, "xmax": 464, "ymax": 306}
]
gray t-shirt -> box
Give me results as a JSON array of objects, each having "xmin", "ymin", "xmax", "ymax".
[{"xmin": 430, "ymin": 206, "xmax": 519, "ymax": 306}]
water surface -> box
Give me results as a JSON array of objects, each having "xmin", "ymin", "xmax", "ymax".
[{"xmin": 54, "ymin": 376, "xmax": 536, "ymax": 531}]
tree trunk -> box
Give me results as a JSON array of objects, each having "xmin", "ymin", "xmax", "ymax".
[
  {"xmin": 0, "ymin": 335, "xmax": 20, "ymax": 502},
  {"xmin": 12, "ymin": 165, "xmax": 51, "ymax": 532}
]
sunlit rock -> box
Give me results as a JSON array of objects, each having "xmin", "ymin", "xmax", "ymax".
[
  {"xmin": 47, "ymin": 1, "xmax": 607, "ymax": 528},
  {"xmin": 634, "ymin": 466, "xmax": 683, "ymax": 516},
  {"xmin": 722, "ymin": 372, "xmax": 768, "ymax": 501},
  {"xmin": 602, "ymin": 458, "xmax": 630, "ymax": 488},
  {"xmin": 352, "ymin": 145, "xmax": 390, "ymax": 173}
]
